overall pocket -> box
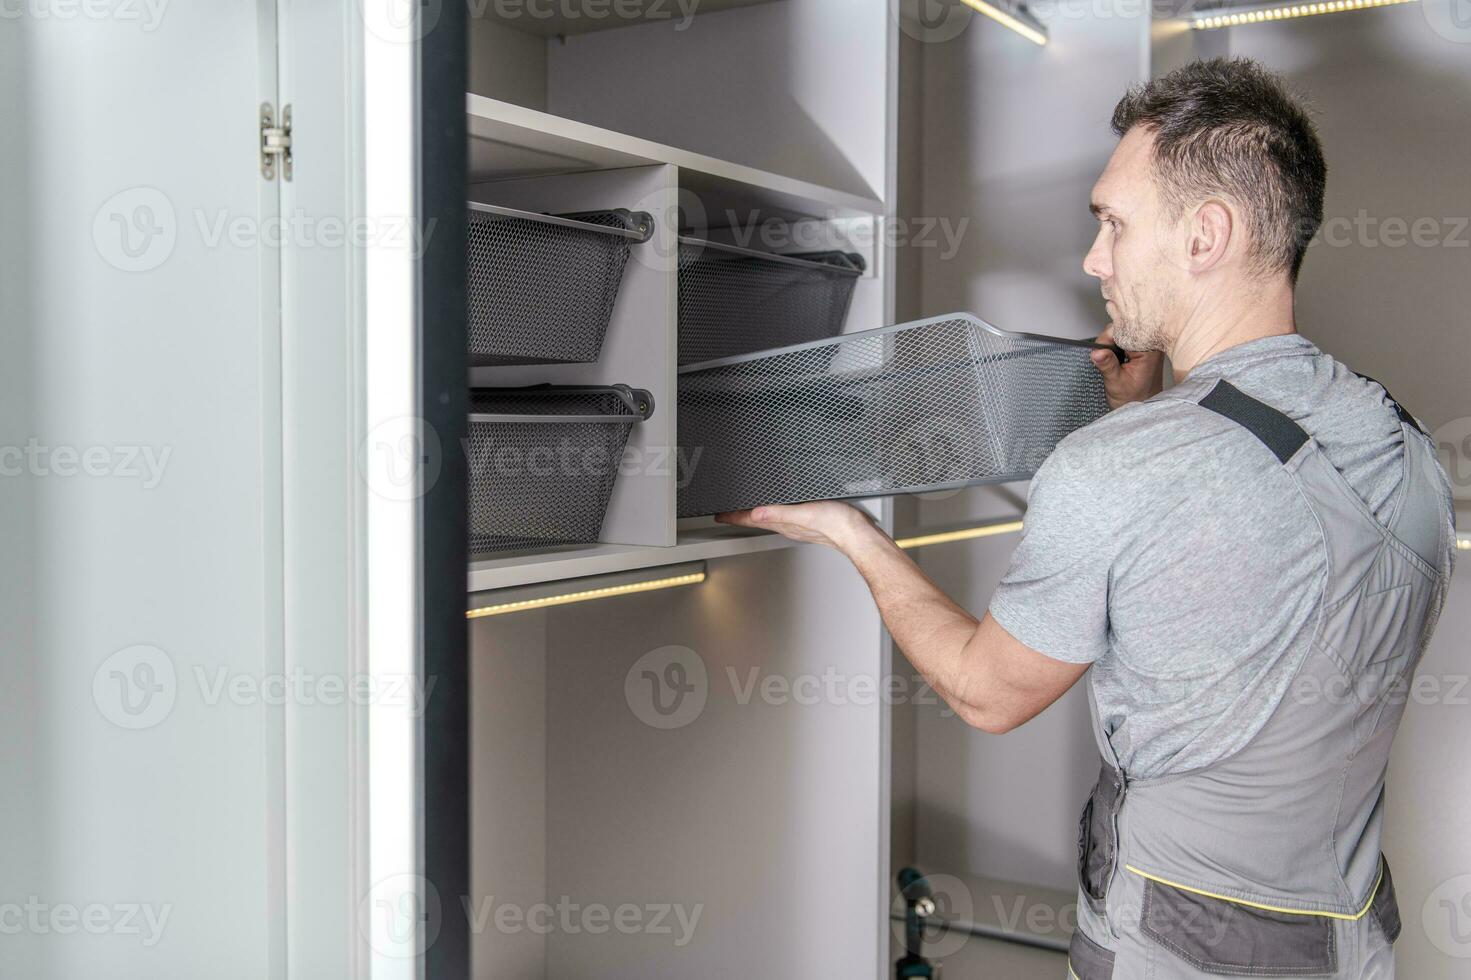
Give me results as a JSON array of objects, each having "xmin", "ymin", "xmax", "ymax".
[
  {"xmin": 1141, "ymin": 878, "xmax": 1337, "ymax": 976},
  {"xmin": 1370, "ymin": 857, "xmax": 1401, "ymax": 944},
  {"xmin": 1067, "ymin": 926, "xmax": 1116, "ymax": 979},
  {"xmin": 1077, "ymin": 762, "xmax": 1122, "ymax": 912}
]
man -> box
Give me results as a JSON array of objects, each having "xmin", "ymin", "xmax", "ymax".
[{"xmin": 718, "ymin": 58, "xmax": 1456, "ymax": 978}]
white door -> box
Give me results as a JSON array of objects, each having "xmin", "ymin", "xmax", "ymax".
[{"xmin": 0, "ymin": 4, "xmax": 294, "ymax": 977}]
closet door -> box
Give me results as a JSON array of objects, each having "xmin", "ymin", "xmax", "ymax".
[{"xmin": 0, "ymin": 3, "xmax": 289, "ymax": 978}]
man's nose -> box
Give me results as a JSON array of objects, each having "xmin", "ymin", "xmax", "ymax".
[{"xmin": 1083, "ymin": 235, "xmax": 1110, "ymax": 280}]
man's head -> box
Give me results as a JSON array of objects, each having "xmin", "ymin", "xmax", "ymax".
[{"xmin": 1084, "ymin": 58, "xmax": 1326, "ymax": 353}]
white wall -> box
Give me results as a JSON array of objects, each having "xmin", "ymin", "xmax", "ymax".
[
  {"xmin": 469, "ymin": 14, "xmax": 549, "ymax": 109},
  {"xmin": 544, "ymin": 0, "xmax": 890, "ymax": 201},
  {"xmin": 897, "ymin": 3, "xmax": 1150, "ymax": 892}
]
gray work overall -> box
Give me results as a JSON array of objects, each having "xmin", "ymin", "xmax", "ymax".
[{"xmin": 1067, "ymin": 378, "xmax": 1455, "ymax": 979}]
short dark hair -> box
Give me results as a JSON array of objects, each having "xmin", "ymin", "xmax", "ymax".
[{"xmin": 1111, "ymin": 57, "xmax": 1326, "ymax": 284}]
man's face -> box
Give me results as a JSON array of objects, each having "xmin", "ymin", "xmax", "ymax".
[{"xmin": 1083, "ymin": 127, "xmax": 1183, "ymax": 352}]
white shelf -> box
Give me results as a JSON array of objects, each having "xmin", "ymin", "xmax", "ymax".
[
  {"xmin": 466, "ymin": 94, "xmax": 884, "ymax": 222},
  {"xmin": 467, "ymin": 524, "xmax": 797, "ymax": 594}
]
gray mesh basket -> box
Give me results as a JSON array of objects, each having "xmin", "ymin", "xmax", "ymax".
[
  {"xmin": 676, "ymin": 313, "xmax": 1114, "ymax": 517},
  {"xmin": 468, "ymin": 384, "xmax": 655, "ymax": 554},
  {"xmin": 467, "ymin": 203, "xmax": 654, "ymax": 366},
  {"xmin": 677, "ymin": 238, "xmax": 865, "ymax": 366}
]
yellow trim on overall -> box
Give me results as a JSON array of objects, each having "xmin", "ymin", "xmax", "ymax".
[
  {"xmin": 1123, "ymin": 863, "xmax": 1383, "ymax": 921},
  {"xmin": 1067, "ymin": 963, "xmax": 1082, "ymax": 980}
]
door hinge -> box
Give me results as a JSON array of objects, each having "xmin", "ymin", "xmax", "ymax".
[{"xmin": 261, "ymin": 102, "xmax": 292, "ymax": 181}]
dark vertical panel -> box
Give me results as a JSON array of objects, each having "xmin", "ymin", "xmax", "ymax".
[{"xmin": 419, "ymin": 4, "xmax": 469, "ymax": 978}]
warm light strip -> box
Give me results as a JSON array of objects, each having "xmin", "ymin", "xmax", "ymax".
[
  {"xmin": 895, "ymin": 520, "xmax": 1025, "ymax": 550},
  {"xmin": 1192, "ymin": 0, "xmax": 1417, "ymax": 29},
  {"xmin": 467, "ymin": 571, "xmax": 707, "ymax": 618},
  {"xmin": 1456, "ymin": 536, "xmax": 1470, "ymax": 552},
  {"xmin": 959, "ymin": 0, "xmax": 1049, "ymax": 45}
]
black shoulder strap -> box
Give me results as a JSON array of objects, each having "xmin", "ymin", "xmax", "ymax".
[
  {"xmin": 1352, "ymin": 372, "xmax": 1426, "ymax": 436},
  {"xmin": 1197, "ymin": 380, "xmax": 1309, "ymax": 464}
]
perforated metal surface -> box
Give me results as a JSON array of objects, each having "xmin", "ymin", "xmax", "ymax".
[
  {"xmin": 466, "ymin": 207, "xmax": 650, "ymax": 366},
  {"xmin": 677, "ymin": 241, "xmax": 863, "ymax": 365},
  {"xmin": 676, "ymin": 314, "xmax": 1111, "ymax": 517},
  {"xmin": 467, "ymin": 386, "xmax": 649, "ymax": 555}
]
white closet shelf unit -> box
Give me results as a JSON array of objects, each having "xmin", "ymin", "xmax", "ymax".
[
  {"xmin": 467, "ymin": 94, "xmax": 884, "ymax": 221},
  {"xmin": 465, "ymin": 93, "xmax": 887, "ymax": 592},
  {"xmin": 467, "ymin": 523, "xmax": 796, "ymax": 593}
]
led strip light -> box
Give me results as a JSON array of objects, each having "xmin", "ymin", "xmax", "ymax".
[
  {"xmin": 959, "ymin": 0, "xmax": 1048, "ymax": 45},
  {"xmin": 1193, "ymin": 0, "xmax": 1418, "ymax": 29},
  {"xmin": 895, "ymin": 519, "xmax": 1025, "ymax": 550},
  {"xmin": 467, "ymin": 562, "xmax": 708, "ymax": 619}
]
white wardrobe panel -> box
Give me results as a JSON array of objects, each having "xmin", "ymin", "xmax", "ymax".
[
  {"xmin": 533, "ymin": 547, "xmax": 884, "ymax": 978},
  {"xmin": 1, "ymin": 3, "xmax": 284, "ymax": 977}
]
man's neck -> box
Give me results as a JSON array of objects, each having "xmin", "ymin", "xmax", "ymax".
[{"xmin": 1169, "ymin": 277, "xmax": 1297, "ymax": 377}]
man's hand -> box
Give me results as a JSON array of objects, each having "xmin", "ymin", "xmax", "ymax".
[
  {"xmin": 1089, "ymin": 325, "xmax": 1165, "ymax": 409},
  {"xmin": 715, "ymin": 501, "xmax": 877, "ymax": 552}
]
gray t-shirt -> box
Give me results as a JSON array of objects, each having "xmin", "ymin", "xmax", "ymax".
[{"xmin": 988, "ymin": 334, "xmax": 1408, "ymax": 778}]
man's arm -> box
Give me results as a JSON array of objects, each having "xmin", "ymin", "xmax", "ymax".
[{"xmin": 716, "ymin": 502, "xmax": 1090, "ymax": 733}]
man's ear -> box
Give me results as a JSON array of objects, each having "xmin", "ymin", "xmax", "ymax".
[{"xmin": 1186, "ymin": 199, "xmax": 1234, "ymax": 273}]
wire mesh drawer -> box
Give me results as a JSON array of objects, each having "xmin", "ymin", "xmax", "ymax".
[
  {"xmin": 676, "ymin": 313, "xmax": 1113, "ymax": 517},
  {"xmin": 468, "ymin": 384, "xmax": 655, "ymax": 554},
  {"xmin": 677, "ymin": 238, "xmax": 865, "ymax": 366},
  {"xmin": 467, "ymin": 204, "xmax": 654, "ymax": 366}
]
